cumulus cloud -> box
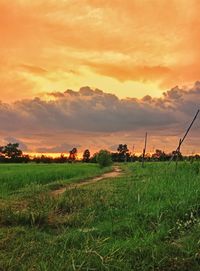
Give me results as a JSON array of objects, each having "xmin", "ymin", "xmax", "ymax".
[
  {"xmin": 0, "ymin": 84, "xmax": 200, "ymax": 133},
  {"xmin": 0, "ymin": 88, "xmax": 170, "ymax": 133},
  {"xmin": 0, "ymin": 83, "xmax": 199, "ymax": 153}
]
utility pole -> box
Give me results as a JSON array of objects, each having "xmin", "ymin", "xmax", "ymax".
[
  {"xmin": 169, "ymin": 109, "xmax": 200, "ymax": 164},
  {"xmin": 142, "ymin": 132, "xmax": 148, "ymax": 168},
  {"xmin": 175, "ymin": 138, "xmax": 182, "ymax": 170},
  {"xmin": 132, "ymin": 145, "xmax": 135, "ymax": 162}
]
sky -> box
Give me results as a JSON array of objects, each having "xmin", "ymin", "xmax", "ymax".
[{"xmin": 0, "ymin": 0, "xmax": 200, "ymax": 155}]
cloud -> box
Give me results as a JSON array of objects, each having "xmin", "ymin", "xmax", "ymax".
[
  {"xmin": 23, "ymin": 89, "xmax": 170, "ymax": 133},
  {"xmin": 4, "ymin": 136, "xmax": 28, "ymax": 151},
  {"xmin": 19, "ymin": 64, "xmax": 48, "ymax": 75},
  {"xmin": 0, "ymin": 84, "xmax": 199, "ymax": 133},
  {"xmin": 36, "ymin": 143, "xmax": 81, "ymax": 153},
  {"xmin": 86, "ymin": 62, "xmax": 172, "ymax": 82},
  {"xmin": 0, "ymin": 82, "xmax": 199, "ymax": 153},
  {"xmin": 1, "ymin": 0, "xmax": 200, "ymax": 102}
]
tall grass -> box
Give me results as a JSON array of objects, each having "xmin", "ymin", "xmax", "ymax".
[
  {"xmin": 0, "ymin": 163, "xmax": 110, "ymax": 198},
  {"xmin": 1, "ymin": 162, "xmax": 200, "ymax": 270}
]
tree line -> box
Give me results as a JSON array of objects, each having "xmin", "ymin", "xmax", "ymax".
[{"xmin": 0, "ymin": 142, "xmax": 199, "ymax": 164}]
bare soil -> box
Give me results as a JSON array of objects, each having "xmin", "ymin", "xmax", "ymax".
[{"xmin": 51, "ymin": 166, "xmax": 123, "ymax": 196}]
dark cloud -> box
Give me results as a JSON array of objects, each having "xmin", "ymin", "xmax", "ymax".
[
  {"xmin": 0, "ymin": 83, "xmax": 199, "ymax": 153},
  {"xmin": 0, "ymin": 84, "xmax": 200, "ymax": 133}
]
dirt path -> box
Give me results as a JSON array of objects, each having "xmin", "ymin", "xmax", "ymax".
[{"xmin": 51, "ymin": 166, "xmax": 123, "ymax": 197}]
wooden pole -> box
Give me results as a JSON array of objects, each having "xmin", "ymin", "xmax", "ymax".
[
  {"xmin": 169, "ymin": 109, "xmax": 200, "ymax": 163},
  {"xmin": 132, "ymin": 145, "xmax": 135, "ymax": 162},
  {"xmin": 142, "ymin": 132, "xmax": 148, "ymax": 168},
  {"xmin": 175, "ymin": 138, "xmax": 182, "ymax": 170}
]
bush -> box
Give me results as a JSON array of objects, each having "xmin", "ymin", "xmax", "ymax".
[{"xmin": 96, "ymin": 150, "xmax": 113, "ymax": 168}]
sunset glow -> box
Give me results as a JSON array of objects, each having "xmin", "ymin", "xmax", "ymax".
[{"xmin": 0, "ymin": 0, "xmax": 200, "ymax": 154}]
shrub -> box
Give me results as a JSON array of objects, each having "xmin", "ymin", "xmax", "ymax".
[{"xmin": 96, "ymin": 150, "xmax": 113, "ymax": 168}]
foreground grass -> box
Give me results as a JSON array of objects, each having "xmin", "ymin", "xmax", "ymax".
[
  {"xmin": 0, "ymin": 163, "xmax": 111, "ymax": 198},
  {"xmin": 1, "ymin": 162, "xmax": 200, "ymax": 270}
]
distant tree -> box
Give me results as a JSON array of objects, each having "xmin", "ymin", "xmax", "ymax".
[
  {"xmin": 152, "ymin": 149, "xmax": 163, "ymax": 159},
  {"xmin": 90, "ymin": 152, "xmax": 98, "ymax": 163},
  {"xmin": 55, "ymin": 154, "xmax": 67, "ymax": 163},
  {"xmin": 117, "ymin": 144, "xmax": 129, "ymax": 162},
  {"xmin": 0, "ymin": 146, "xmax": 4, "ymax": 156},
  {"xmin": 69, "ymin": 148, "xmax": 78, "ymax": 162},
  {"xmin": 97, "ymin": 150, "xmax": 113, "ymax": 168},
  {"xmin": 82, "ymin": 149, "xmax": 90, "ymax": 162},
  {"xmin": 0, "ymin": 146, "xmax": 5, "ymax": 162},
  {"xmin": 171, "ymin": 149, "xmax": 183, "ymax": 161},
  {"xmin": 194, "ymin": 154, "xmax": 200, "ymax": 160},
  {"xmin": 19, "ymin": 154, "xmax": 30, "ymax": 163},
  {"xmin": 111, "ymin": 152, "xmax": 119, "ymax": 162},
  {"xmin": 40, "ymin": 155, "xmax": 53, "ymax": 163},
  {"xmin": 2, "ymin": 143, "xmax": 22, "ymax": 159},
  {"xmin": 32, "ymin": 156, "xmax": 41, "ymax": 164},
  {"xmin": 152, "ymin": 149, "xmax": 172, "ymax": 161}
]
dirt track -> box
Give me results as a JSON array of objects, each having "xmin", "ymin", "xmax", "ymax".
[{"xmin": 51, "ymin": 166, "xmax": 123, "ymax": 196}]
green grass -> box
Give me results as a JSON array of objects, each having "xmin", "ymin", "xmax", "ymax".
[
  {"xmin": 1, "ymin": 162, "xmax": 200, "ymax": 270},
  {"xmin": 0, "ymin": 163, "xmax": 111, "ymax": 198}
]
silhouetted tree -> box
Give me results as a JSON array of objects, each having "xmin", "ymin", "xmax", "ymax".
[
  {"xmin": 2, "ymin": 143, "xmax": 22, "ymax": 159},
  {"xmin": 90, "ymin": 152, "xmax": 98, "ymax": 163},
  {"xmin": 54, "ymin": 154, "xmax": 67, "ymax": 163},
  {"xmin": 117, "ymin": 144, "xmax": 129, "ymax": 162},
  {"xmin": 171, "ymin": 149, "xmax": 183, "ymax": 161},
  {"xmin": 0, "ymin": 146, "xmax": 4, "ymax": 156},
  {"xmin": 151, "ymin": 149, "xmax": 173, "ymax": 161},
  {"xmin": 40, "ymin": 155, "xmax": 53, "ymax": 163},
  {"xmin": 16, "ymin": 154, "xmax": 30, "ymax": 163},
  {"xmin": 0, "ymin": 146, "xmax": 5, "ymax": 162},
  {"xmin": 82, "ymin": 149, "xmax": 90, "ymax": 162},
  {"xmin": 69, "ymin": 148, "xmax": 78, "ymax": 162},
  {"xmin": 152, "ymin": 149, "xmax": 164, "ymax": 160},
  {"xmin": 111, "ymin": 152, "xmax": 119, "ymax": 162}
]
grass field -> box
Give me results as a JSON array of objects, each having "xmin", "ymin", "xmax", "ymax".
[
  {"xmin": 0, "ymin": 163, "xmax": 111, "ymax": 198},
  {"xmin": 1, "ymin": 162, "xmax": 200, "ymax": 270}
]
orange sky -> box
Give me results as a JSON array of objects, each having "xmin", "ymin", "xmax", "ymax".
[
  {"xmin": 1, "ymin": 0, "xmax": 200, "ymax": 102},
  {"xmin": 0, "ymin": 0, "xmax": 200, "ymax": 155}
]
